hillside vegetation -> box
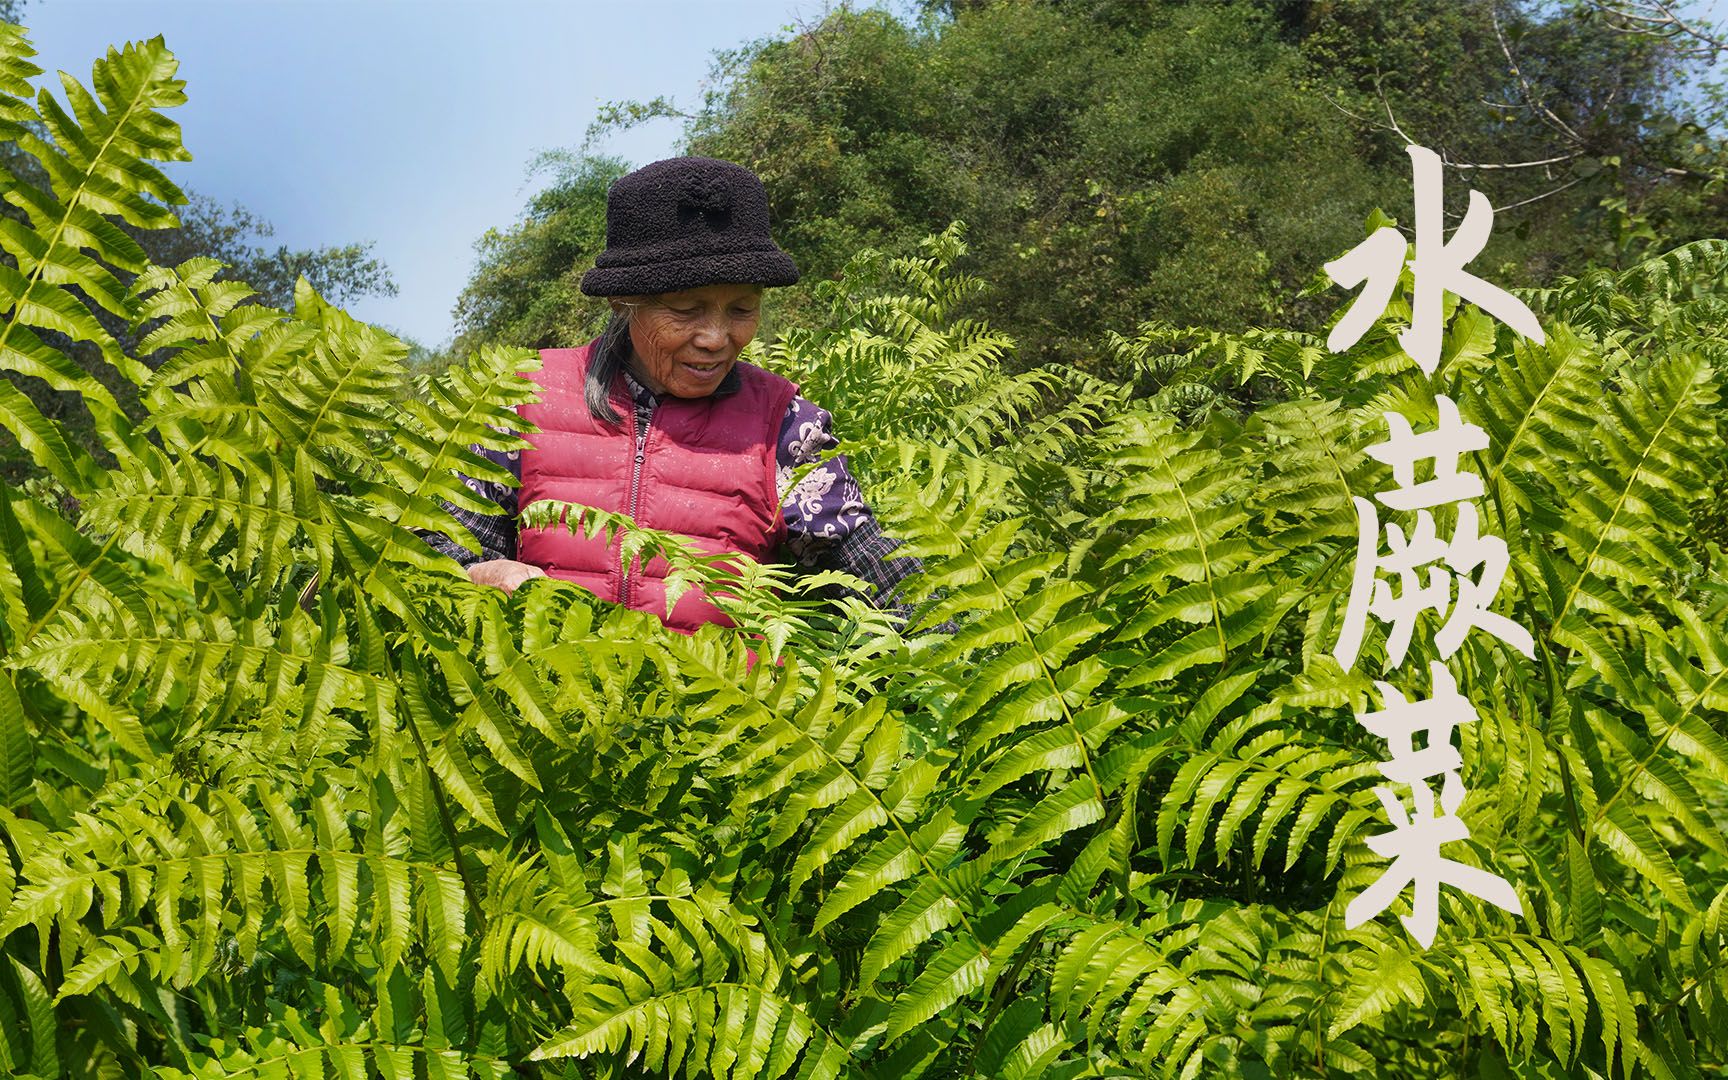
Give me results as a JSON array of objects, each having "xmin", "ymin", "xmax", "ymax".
[{"xmin": 0, "ymin": 20, "xmax": 1726, "ymax": 1080}]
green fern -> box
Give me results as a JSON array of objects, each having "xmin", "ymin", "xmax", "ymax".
[{"xmin": 0, "ymin": 25, "xmax": 1725, "ymax": 1079}]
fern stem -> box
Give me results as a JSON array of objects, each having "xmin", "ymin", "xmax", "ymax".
[
  {"xmin": 1158, "ymin": 439, "xmax": 1231, "ymax": 668},
  {"xmin": 394, "ymin": 658, "xmax": 490, "ymax": 939},
  {"xmin": 1512, "ymin": 584, "xmax": 1580, "ymax": 842},
  {"xmin": 922, "ymin": 499, "xmax": 1103, "ymax": 800},
  {"xmin": 1474, "ymin": 446, "xmax": 1583, "ymax": 842},
  {"xmin": 751, "ymin": 693, "xmax": 989, "ymax": 950},
  {"xmin": 1594, "ymin": 664, "xmax": 1728, "ymax": 829},
  {"xmin": 964, "ymin": 926, "xmax": 1045, "ymax": 1077},
  {"xmin": 157, "ymin": 1039, "xmax": 514, "ymax": 1080},
  {"xmin": 18, "ymin": 527, "xmax": 129, "ymax": 657},
  {"xmin": 1650, "ymin": 952, "xmax": 1728, "ymax": 1024},
  {"xmin": 1553, "ymin": 371, "xmax": 1695, "ymax": 625},
  {"xmin": 0, "ymin": 66, "xmax": 157, "ymax": 409},
  {"xmin": 1310, "ymin": 902, "xmax": 1332, "ymax": 1077}
]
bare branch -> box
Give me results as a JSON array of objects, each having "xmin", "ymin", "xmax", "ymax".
[
  {"xmin": 1379, "ymin": 85, "xmax": 1418, "ymax": 146},
  {"xmin": 1660, "ymin": 163, "xmax": 1718, "ymax": 178},
  {"xmin": 1322, "ymin": 92, "xmax": 1380, "ymax": 129},
  {"xmin": 1591, "ymin": 1, "xmax": 1728, "ymax": 59},
  {"xmin": 1377, "ymin": 83, "xmax": 1580, "ymax": 171},
  {"xmin": 1491, "ymin": 175, "xmax": 1587, "ymax": 212},
  {"xmin": 1492, "ymin": 5, "xmax": 1583, "ymax": 144},
  {"xmin": 1447, "ymin": 152, "xmax": 1583, "ymax": 171},
  {"xmin": 1430, "ymin": 176, "xmax": 1587, "ymax": 223}
]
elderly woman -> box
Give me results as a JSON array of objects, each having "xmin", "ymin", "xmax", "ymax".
[{"xmin": 424, "ymin": 156, "xmax": 918, "ymax": 631}]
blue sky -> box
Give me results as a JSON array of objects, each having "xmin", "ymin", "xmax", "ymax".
[{"xmin": 19, "ymin": 0, "xmax": 849, "ymax": 347}]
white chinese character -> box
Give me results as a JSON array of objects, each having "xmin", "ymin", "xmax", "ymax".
[
  {"xmin": 1344, "ymin": 667, "xmax": 1522, "ymax": 947},
  {"xmin": 1365, "ymin": 395, "xmax": 1486, "ymax": 512},
  {"xmin": 1333, "ymin": 397, "xmax": 1534, "ymax": 670},
  {"xmin": 1356, "ymin": 662, "xmax": 1473, "ymax": 786},
  {"xmin": 1325, "ymin": 145, "xmax": 1545, "ymax": 373}
]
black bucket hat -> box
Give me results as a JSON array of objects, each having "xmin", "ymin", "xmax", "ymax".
[{"xmin": 580, "ymin": 156, "xmax": 800, "ymax": 297}]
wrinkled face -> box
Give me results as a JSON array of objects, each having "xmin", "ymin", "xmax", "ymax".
[{"xmin": 617, "ymin": 283, "xmax": 763, "ymax": 398}]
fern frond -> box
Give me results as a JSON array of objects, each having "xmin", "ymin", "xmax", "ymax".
[
  {"xmin": 1100, "ymin": 412, "xmax": 1288, "ymax": 683},
  {"xmin": 0, "ymin": 34, "xmax": 190, "ymax": 484}
]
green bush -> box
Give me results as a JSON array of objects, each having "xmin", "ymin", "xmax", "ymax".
[{"xmin": 1, "ymin": 28, "xmax": 1726, "ymax": 1080}]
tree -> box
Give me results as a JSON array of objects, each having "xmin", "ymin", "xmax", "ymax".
[
  {"xmin": 451, "ymin": 152, "xmax": 626, "ymax": 354},
  {"xmin": 569, "ymin": 0, "xmax": 1728, "ymax": 376},
  {"xmin": 0, "ymin": 60, "xmax": 395, "ymax": 484},
  {"xmin": 1291, "ymin": 0, "xmax": 1727, "ymax": 273},
  {"xmin": 136, "ymin": 192, "xmax": 396, "ymax": 312}
]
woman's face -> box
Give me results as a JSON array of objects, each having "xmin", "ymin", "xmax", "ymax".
[{"xmin": 618, "ymin": 283, "xmax": 763, "ymax": 398}]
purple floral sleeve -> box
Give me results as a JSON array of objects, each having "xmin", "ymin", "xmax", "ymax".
[
  {"xmin": 777, "ymin": 398, "xmax": 866, "ymax": 557},
  {"xmin": 775, "ymin": 397, "xmax": 923, "ymax": 603}
]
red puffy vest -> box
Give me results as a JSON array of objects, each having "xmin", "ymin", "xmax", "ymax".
[{"xmin": 516, "ymin": 340, "xmax": 800, "ymax": 633}]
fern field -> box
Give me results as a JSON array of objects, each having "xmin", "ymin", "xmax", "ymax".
[{"xmin": 1, "ymin": 28, "xmax": 1726, "ymax": 1080}]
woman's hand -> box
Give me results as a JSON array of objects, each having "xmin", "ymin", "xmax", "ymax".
[{"xmin": 466, "ymin": 558, "xmax": 546, "ymax": 595}]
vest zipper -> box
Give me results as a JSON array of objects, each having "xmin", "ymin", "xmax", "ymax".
[{"xmin": 620, "ymin": 402, "xmax": 653, "ymax": 608}]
